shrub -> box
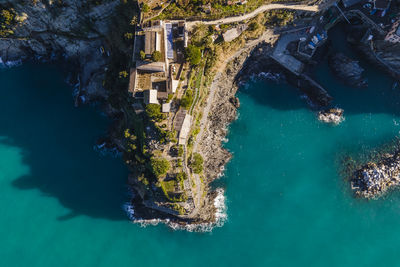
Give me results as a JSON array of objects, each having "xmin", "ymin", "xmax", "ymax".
[
  {"xmin": 150, "ymin": 157, "xmax": 170, "ymax": 178},
  {"xmin": 185, "ymin": 45, "xmax": 201, "ymax": 66},
  {"xmin": 146, "ymin": 104, "xmax": 164, "ymax": 121},
  {"xmin": 180, "ymin": 89, "xmax": 193, "ymax": 109},
  {"xmin": 176, "ymin": 172, "xmax": 188, "ymax": 182},
  {"xmin": 152, "ymin": 50, "xmax": 162, "ymax": 62},
  {"xmin": 140, "ymin": 50, "xmax": 146, "ymax": 60},
  {"xmin": 142, "ymin": 3, "xmax": 150, "ymax": 12},
  {"xmin": 178, "ymin": 145, "xmax": 184, "ymax": 157},
  {"xmin": 190, "ymin": 153, "xmax": 203, "ymax": 174}
]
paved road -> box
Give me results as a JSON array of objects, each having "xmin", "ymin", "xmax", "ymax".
[{"xmin": 185, "ymin": 3, "xmax": 320, "ymax": 30}]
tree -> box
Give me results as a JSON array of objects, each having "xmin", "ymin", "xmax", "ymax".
[
  {"xmin": 146, "ymin": 104, "xmax": 164, "ymax": 121},
  {"xmin": 185, "ymin": 45, "xmax": 201, "ymax": 66},
  {"xmin": 140, "ymin": 50, "xmax": 146, "ymax": 60},
  {"xmin": 152, "ymin": 50, "xmax": 162, "ymax": 62},
  {"xmin": 180, "ymin": 89, "xmax": 193, "ymax": 109},
  {"xmin": 190, "ymin": 153, "xmax": 203, "ymax": 174},
  {"xmin": 150, "ymin": 157, "xmax": 170, "ymax": 178}
]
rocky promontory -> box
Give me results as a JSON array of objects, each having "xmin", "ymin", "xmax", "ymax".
[{"xmin": 328, "ymin": 52, "xmax": 367, "ymax": 88}]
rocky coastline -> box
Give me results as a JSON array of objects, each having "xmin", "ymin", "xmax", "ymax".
[{"xmin": 3, "ymin": 0, "xmax": 400, "ymax": 230}]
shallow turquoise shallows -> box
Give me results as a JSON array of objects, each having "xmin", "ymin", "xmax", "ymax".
[{"xmin": 2, "ymin": 27, "xmax": 400, "ymax": 266}]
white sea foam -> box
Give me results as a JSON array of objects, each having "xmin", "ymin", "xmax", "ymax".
[
  {"xmin": 124, "ymin": 188, "xmax": 227, "ymax": 232},
  {"xmin": 93, "ymin": 143, "xmax": 121, "ymax": 158},
  {"xmin": 257, "ymin": 71, "xmax": 283, "ymax": 83},
  {"xmin": 0, "ymin": 57, "xmax": 22, "ymax": 68}
]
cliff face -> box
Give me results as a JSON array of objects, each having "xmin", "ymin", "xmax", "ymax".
[{"xmin": 0, "ymin": 0, "xmax": 120, "ymax": 99}]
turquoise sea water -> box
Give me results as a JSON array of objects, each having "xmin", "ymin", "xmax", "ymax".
[{"xmin": 2, "ymin": 28, "xmax": 400, "ymax": 266}]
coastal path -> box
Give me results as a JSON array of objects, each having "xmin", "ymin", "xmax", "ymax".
[{"xmin": 184, "ymin": 3, "xmax": 321, "ymax": 30}]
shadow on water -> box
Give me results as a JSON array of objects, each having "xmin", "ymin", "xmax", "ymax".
[
  {"xmin": 239, "ymin": 23, "xmax": 399, "ymax": 117},
  {"xmin": 0, "ymin": 63, "xmax": 128, "ymax": 221}
]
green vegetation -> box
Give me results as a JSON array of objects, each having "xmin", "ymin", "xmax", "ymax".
[
  {"xmin": 152, "ymin": 50, "xmax": 162, "ymax": 62},
  {"xmin": 142, "ymin": 3, "xmax": 150, "ymax": 13},
  {"xmin": 176, "ymin": 171, "xmax": 188, "ymax": 183},
  {"xmin": 124, "ymin": 129, "xmax": 137, "ymax": 152},
  {"xmin": 190, "ymin": 153, "xmax": 204, "ymax": 174},
  {"xmin": 140, "ymin": 50, "xmax": 146, "ymax": 60},
  {"xmin": 180, "ymin": 89, "xmax": 194, "ymax": 109},
  {"xmin": 150, "ymin": 157, "xmax": 171, "ymax": 178},
  {"xmin": 185, "ymin": 45, "xmax": 202, "ymax": 66},
  {"xmin": 264, "ymin": 10, "xmax": 295, "ymax": 26},
  {"xmin": 160, "ymin": 179, "xmax": 188, "ymax": 203},
  {"xmin": 0, "ymin": 8, "xmax": 16, "ymax": 37},
  {"xmin": 171, "ymin": 203, "xmax": 186, "ymax": 215},
  {"xmin": 178, "ymin": 145, "xmax": 184, "ymax": 157},
  {"xmin": 146, "ymin": 104, "xmax": 165, "ymax": 122},
  {"xmin": 157, "ymin": 0, "xmax": 268, "ymax": 20}
]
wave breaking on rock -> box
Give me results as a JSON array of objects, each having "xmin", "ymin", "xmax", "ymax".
[{"xmin": 123, "ymin": 188, "xmax": 227, "ymax": 232}]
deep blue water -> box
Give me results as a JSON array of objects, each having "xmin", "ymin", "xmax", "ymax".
[{"xmin": 1, "ymin": 26, "xmax": 400, "ymax": 266}]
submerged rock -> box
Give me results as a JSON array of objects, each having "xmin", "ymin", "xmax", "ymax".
[
  {"xmin": 351, "ymin": 152, "xmax": 400, "ymax": 199},
  {"xmin": 329, "ymin": 53, "xmax": 368, "ymax": 88},
  {"xmin": 318, "ymin": 108, "xmax": 344, "ymax": 125},
  {"xmin": 229, "ymin": 96, "xmax": 240, "ymax": 108}
]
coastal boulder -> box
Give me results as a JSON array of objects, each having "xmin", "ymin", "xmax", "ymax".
[{"xmin": 317, "ymin": 108, "xmax": 344, "ymax": 125}]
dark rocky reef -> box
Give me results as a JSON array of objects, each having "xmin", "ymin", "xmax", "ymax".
[{"xmin": 328, "ymin": 52, "xmax": 367, "ymax": 88}]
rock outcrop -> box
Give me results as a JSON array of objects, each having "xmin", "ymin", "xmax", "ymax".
[
  {"xmin": 328, "ymin": 52, "xmax": 368, "ymax": 88},
  {"xmin": 318, "ymin": 108, "xmax": 344, "ymax": 125},
  {"xmin": 351, "ymin": 152, "xmax": 400, "ymax": 199}
]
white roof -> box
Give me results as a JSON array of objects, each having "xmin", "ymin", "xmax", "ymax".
[
  {"xmin": 162, "ymin": 102, "xmax": 171, "ymax": 113},
  {"xmin": 171, "ymin": 79, "xmax": 179, "ymax": 93},
  {"xmin": 144, "ymin": 89, "xmax": 159, "ymax": 105}
]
